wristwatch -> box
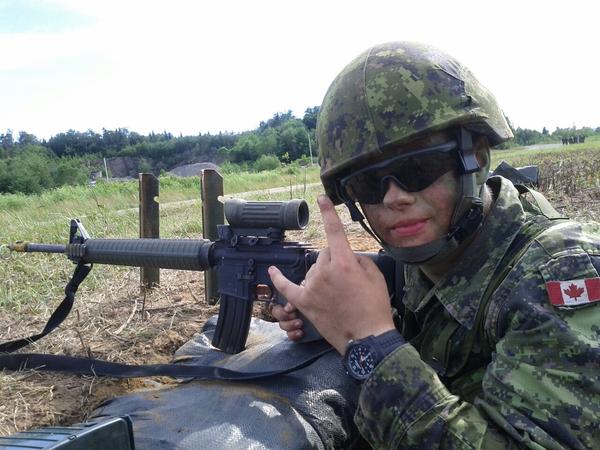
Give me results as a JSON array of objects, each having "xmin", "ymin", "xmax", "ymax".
[{"xmin": 343, "ymin": 329, "xmax": 405, "ymax": 383}]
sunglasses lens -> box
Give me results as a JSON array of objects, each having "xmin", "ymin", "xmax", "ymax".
[{"xmin": 341, "ymin": 150, "xmax": 456, "ymax": 204}]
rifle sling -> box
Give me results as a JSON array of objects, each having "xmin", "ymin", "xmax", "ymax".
[
  {"xmin": 0, "ymin": 261, "xmax": 334, "ymax": 381},
  {"xmin": 0, "ymin": 261, "xmax": 91, "ymax": 353},
  {"xmin": 0, "ymin": 345, "xmax": 334, "ymax": 381}
]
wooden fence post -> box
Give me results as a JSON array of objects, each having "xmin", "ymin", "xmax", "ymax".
[
  {"xmin": 200, "ymin": 169, "xmax": 224, "ymax": 305},
  {"xmin": 139, "ymin": 173, "xmax": 160, "ymax": 290}
]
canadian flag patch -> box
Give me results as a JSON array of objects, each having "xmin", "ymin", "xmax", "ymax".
[{"xmin": 546, "ymin": 278, "xmax": 600, "ymax": 307}]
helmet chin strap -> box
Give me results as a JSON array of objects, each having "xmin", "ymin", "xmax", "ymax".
[{"xmin": 344, "ymin": 171, "xmax": 484, "ymax": 265}]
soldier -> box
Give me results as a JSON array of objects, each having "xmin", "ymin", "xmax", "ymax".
[{"xmin": 270, "ymin": 42, "xmax": 600, "ymax": 449}]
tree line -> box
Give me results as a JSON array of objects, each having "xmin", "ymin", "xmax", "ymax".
[
  {"xmin": 503, "ymin": 117, "xmax": 600, "ymax": 147},
  {"xmin": 0, "ymin": 107, "xmax": 319, "ymax": 195},
  {"xmin": 0, "ymin": 107, "xmax": 598, "ymax": 195}
]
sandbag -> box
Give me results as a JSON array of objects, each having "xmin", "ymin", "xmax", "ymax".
[{"xmin": 91, "ymin": 316, "xmax": 365, "ymax": 449}]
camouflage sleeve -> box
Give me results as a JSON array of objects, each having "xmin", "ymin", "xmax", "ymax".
[
  {"xmin": 354, "ymin": 224, "xmax": 600, "ymax": 449},
  {"xmin": 354, "ymin": 344, "xmax": 519, "ymax": 449}
]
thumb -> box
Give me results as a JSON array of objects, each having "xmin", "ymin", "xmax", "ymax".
[{"xmin": 269, "ymin": 266, "xmax": 303, "ymax": 304}]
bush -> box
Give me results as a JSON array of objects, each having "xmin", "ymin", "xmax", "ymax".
[
  {"xmin": 253, "ymin": 154, "xmax": 281, "ymax": 172},
  {"xmin": 283, "ymin": 165, "xmax": 300, "ymax": 175},
  {"xmin": 0, "ymin": 146, "xmax": 90, "ymax": 194},
  {"xmin": 218, "ymin": 162, "xmax": 243, "ymax": 174}
]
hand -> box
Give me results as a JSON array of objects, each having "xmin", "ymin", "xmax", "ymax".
[
  {"xmin": 269, "ymin": 195, "xmax": 396, "ymax": 354},
  {"xmin": 270, "ymin": 300, "xmax": 305, "ymax": 342}
]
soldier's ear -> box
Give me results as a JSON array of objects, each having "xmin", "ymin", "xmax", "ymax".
[{"xmin": 474, "ymin": 137, "xmax": 491, "ymax": 185}]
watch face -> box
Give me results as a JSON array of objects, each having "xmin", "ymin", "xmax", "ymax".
[{"xmin": 346, "ymin": 343, "xmax": 376, "ymax": 380}]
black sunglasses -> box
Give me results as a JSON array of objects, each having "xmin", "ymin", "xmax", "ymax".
[{"xmin": 338, "ymin": 142, "xmax": 460, "ymax": 204}]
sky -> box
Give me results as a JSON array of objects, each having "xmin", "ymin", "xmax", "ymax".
[{"xmin": 0, "ymin": 0, "xmax": 598, "ymax": 141}]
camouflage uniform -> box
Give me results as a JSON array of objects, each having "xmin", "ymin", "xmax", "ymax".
[{"xmin": 354, "ymin": 176, "xmax": 600, "ymax": 449}]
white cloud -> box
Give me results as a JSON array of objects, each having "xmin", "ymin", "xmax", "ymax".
[{"xmin": 1, "ymin": 0, "xmax": 598, "ymax": 138}]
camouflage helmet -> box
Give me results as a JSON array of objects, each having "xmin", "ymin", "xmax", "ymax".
[{"xmin": 317, "ymin": 41, "xmax": 513, "ymax": 204}]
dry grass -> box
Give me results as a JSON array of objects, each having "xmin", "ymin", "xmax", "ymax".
[
  {"xmin": 530, "ymin": 149, "xmax": 600, "ymax": 222},
  {"xmin": 0, "ymin": 269, "xmax": 219, "ymax": 435}
]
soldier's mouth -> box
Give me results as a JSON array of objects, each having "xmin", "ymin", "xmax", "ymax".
[{"xmin": 390, "ymin": 219, "xmax": 428, "ymax": 237}]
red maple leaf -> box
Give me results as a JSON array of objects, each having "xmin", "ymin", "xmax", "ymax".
[{"xmin": 563, "ymin": 283, "xmax": 585, "ymax": 300}]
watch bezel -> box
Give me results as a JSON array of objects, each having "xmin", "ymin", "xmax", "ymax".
[
  {"xmin": 343, "ymin": 330, "xmax": 405, "ymax": 382},
  {"xmin": 344, "ymin": 340, "xmax": 378, "ymax": 381}
]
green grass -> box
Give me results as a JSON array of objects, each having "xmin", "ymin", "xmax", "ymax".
[
  {"xmin": 491, "ymin": 135, "xmax": 600, "ymax": 168},
  {"xmin": 2, "ymin": 138, "xmax": 600, "ymax": 311},
  {"xmin": 0, "ymin": 166, "xmax": 322, "ymax": 310}
]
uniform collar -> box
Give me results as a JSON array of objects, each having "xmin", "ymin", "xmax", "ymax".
[{"xmin": 402, "ymin": 176, "xmax": 526, "ymax": 330}]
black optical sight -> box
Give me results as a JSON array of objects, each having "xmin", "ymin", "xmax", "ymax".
[{"xmin": 224, "ymin": 199, "xmax": 309, "ymax": 230}]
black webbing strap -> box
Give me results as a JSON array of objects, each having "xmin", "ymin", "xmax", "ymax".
[
  {"xmin": 0, "ymin": 344, "xmax": 334, "ymax": 381},
  {"xmin": 0, "ymin": 261, "xmax": 92, "ymax": 353},
  {"xmin": 0, "ymin": 260, "xmax": 334, "ymax": 381}
]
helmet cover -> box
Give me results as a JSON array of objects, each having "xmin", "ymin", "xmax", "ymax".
[{"xmin": 317, "ymin": 41, "xmax": 512, "ymax": 204}]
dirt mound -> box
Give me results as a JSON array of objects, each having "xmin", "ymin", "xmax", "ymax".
[
  {"xmin": 168, "ymin": 162, "xmax": 219, "ymax": 177},
  {"xmin": 105, "ymin": 156, "xmax": 140, "ymax": 178}
]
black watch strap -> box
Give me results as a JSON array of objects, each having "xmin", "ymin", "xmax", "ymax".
[{"xmin": 371, "ymin": 329, "xmax": 405, "ymax": 361}]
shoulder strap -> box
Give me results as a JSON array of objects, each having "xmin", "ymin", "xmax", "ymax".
[{"xmin": 515, "ymin": 184, "xmax": 567, "ymax": 219}]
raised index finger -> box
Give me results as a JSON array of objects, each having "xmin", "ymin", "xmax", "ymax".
[{"xmin": 317, "ymin": 195, "xmax": 354, "ymax": 261}]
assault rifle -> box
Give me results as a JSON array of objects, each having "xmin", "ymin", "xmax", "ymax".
[{"xmin": 6, "ymin": 198, "xmax": 395, "ymax": 354}]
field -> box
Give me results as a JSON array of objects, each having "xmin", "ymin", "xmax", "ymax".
[{"xmin": 1, "ymin": 142, "xmax": 599, "ymax": 435}]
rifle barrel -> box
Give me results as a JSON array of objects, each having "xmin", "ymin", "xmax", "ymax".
[
  {"xmin": 81, "ymin": 239, "xmax": 214, "ymax": 271},
  {"xmin": 10, "ymin": 239, "xmax": 215, "ymax": 271}
]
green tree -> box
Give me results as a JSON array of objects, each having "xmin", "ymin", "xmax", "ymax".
[
  {"xmin": 18, "ymin": 131, "xmax": 38, "ymax": 146},
  {"xmin": 302, "ymin": 106, "xmax": 319, "ymax": 130},
  {"xmin": 6, "ymin": 146, "xmax": 55, "ymax": 194},
  {"xmin": 55, "ymin": 158, "xmax": 88, "ymax": 186},
  {"xmin": 0, "ymin": 159, "xmax": 9, "ymax": 191},
  {"xmin": 1, "ymin": 130, "xmax": 14, "ymax": 152},
  {"xmin": 230, "ymin": 134, "xmax": 261, "ymax": 163},
  {"xmin": 278, "ymin": 120, "xmax": 308, "ymax": 161}
]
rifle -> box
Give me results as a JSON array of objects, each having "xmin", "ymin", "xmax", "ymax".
[{"xmin": 6, "ymin": 198, "xmax": 396, "ymax": 355}]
